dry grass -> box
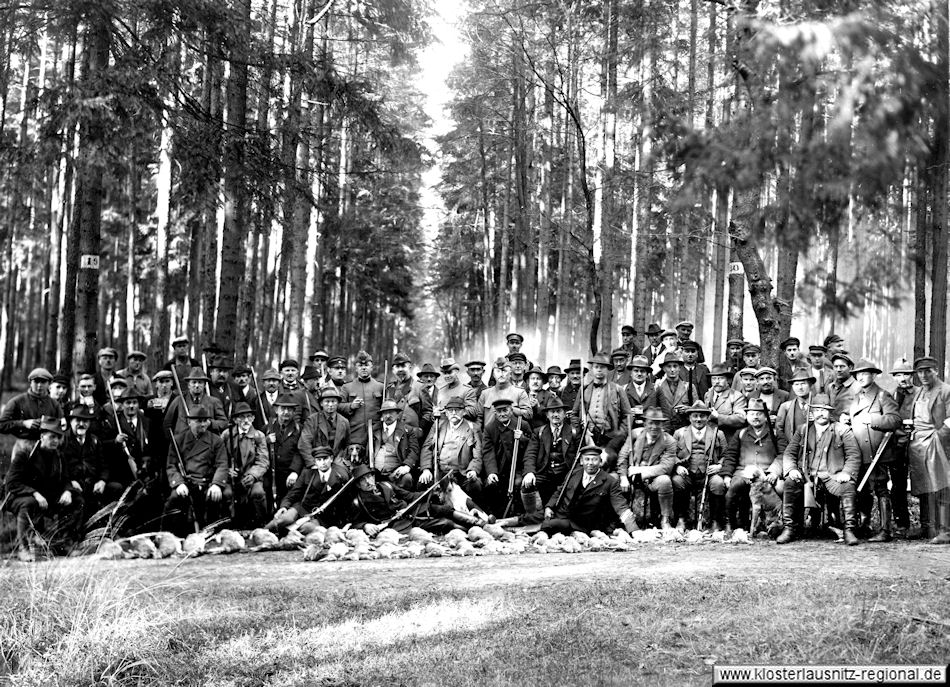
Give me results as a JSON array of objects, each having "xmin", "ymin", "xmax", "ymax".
[{"xmin": 2, "ymin": 545, "xmax": 948, "ymax": 686}]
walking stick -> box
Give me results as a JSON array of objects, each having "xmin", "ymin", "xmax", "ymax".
[{"xmin": 502, "ymin": 417, "xmax": 523, "ymax": 518}]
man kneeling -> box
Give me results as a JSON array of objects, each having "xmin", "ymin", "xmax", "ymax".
[
  {"xmin": 266, "ymin": 446, "xmax": 350, "ymax": 533},
  {"xmin": 541, "ymin": 445, "xmax": 637, "ymax": 535},
  {"xmin": 348, "ymin": 464, "xmax": 460, "ymax": 535}
]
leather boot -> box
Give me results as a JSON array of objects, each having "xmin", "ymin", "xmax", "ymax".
[
  {"xmin": 841, "ymin": 492, "xmax": 860, "ymax": 546},
  {"xmin": 709, "ymin": 494, "xmax": 725, "ymax": 532},
  {"xmin": 16, "ymin": 512, "xmax": 36, "ymax": 563},
  {"xmin": 520, "ymin": 489, "xmax": 542, "ymax": 515},
  {"xmin": 930, "ymin": 498, "xmax": 950, "ymax": 544},
  {"xmin": 776, "ymin": 527, "xmax": 796, "ymax": 544},
  {"xmin": 868, "ymin": 495, "xmax": 893, "ymax": 543},
  {"xmin": 452, "ymin": 511, "xmax": 487, "ymax": 528},
  {"xmin": 908, "ymin": 493, "xmax": 937, "ymax": 539}
]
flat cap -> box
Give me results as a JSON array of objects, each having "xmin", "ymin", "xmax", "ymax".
[
  {"xmin": 675, "ymin": 320, "xmax": 694, "ymax": 330},
  {"xmin": 754, "ymin": 366, "xmax": 778, "ymax": 378},
  {"xmin": 97, "ymin": 347, "xmax": 118, "ymax": 358},
  {"xmin": 28, "ymin": 367, "xmax": 53, "ymax": 382},
  {"xmin": 621, "ymin": 324, "xmax": 636, "ymax": 335},
  {"xmin": 830, "ymin": 353, "xmax": 854, "ymax": 367},
  {"xmin": 262, "ymin": 368, "xmax": 281, "ymax": 381},
  {"xmin": 278, "ymin": 359, "xmax": 300, "ymax": 370},
  {"xmin": 127, "ymin": 350, "xmax": 147, "ymax": 360},
  {"xmin": 779, "ymin": 337, "xmax": 800, "ymax": 350},
  {"xmin": 507, "ymin": 352, "xmax": 527, "ymax": 364},
  {"xmin": 506, "ymin": 332, "xmax": 524, "ymax": 344}
]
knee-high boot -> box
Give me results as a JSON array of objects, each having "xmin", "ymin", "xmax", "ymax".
[
  {"xmin": 868, "ymin": 495, "xmax": 893, "ymax": 542},
  {"xmin": 841, "ymin": 492, "xmax": 860, "ymax": 546}
]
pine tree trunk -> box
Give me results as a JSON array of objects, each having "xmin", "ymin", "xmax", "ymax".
[{"xmin": 930, "ymin": 0, "xmax": 949, "ymax": 370}]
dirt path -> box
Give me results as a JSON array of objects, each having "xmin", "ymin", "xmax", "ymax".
[{"xmin": 71, "ymin": 540, "xmax": 950, "ymax": 594}]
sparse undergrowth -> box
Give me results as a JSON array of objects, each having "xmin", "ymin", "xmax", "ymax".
[{"xmin": 1, "ymin": 547, "xmax": 947, "ymax": 686}]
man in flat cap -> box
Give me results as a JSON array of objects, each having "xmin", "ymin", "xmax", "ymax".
[
  {"xmin": 258, "ymin": 368, "xmax": 282, "ymax": 424},
  {"xmin": 777, "ymin": 393, "xmax": 862, "ymax": 545},
  {"xmin": 679, "ymin": 341, "xmax": 710, "ymax": 400},
  {"xmin": 652, "ymin": 351, "xmax": 698, "ymax": 433},
  {"xmin": 326, "ymin": 355, "xmax": 349, "ymax": 389},
  {"xmin": 222, "ymin": 402, "xmax": 270, "ymax": 527},
  {"xmin": 777, "ymin": 337, "xmax": 809, "ymax": 392},
  {"xmin": 163, "ymin": 405, "xmax": 230, "ymax": 534},
  {"xmin": 339, "ymin": 350, "xmax": 384, "ymax": 450},
  {"xmin": 277, "ymin": 359, "xmax": 312, "ymax": 422},
  {"xmin": 409, "ymin": 363, "xmax": 441, "ymax": 438},
  {"xmin": 4, "ymin": 418, "xmax": 83, "ymax": 560},
  {"xmin": 620, "ymin": 324, "xmax": 641, "ymax": 358},
  {"xmin": 724, "ymin": 338, "xmax": 746, "ymax": 376},
  {"xmin": 906, "ymin": 357, "xmax": 950, "ymax": 544},
  {"xmin": 465, "ymin": 360, "xmax": 488, "ymax": 399},
  {"xmin": 749, "ymin": 367, "xmax": 789, "ymax": 415},
  {"xmin": 507, "ymin": 351, "xmax": 529, "ymax": 389},
  {"xmin": 827, "ymin": 353, "xmax": 856, "ymax": 421},
  {"xmin": 437, "ymin": 357, "xmax": 479, "ymax": 420},
  {"xmin": 731, "ymin": 344, "xmax": 762, "ymax": 391},
  {"xmin": 49, "ymin": 374, "xmax": 69, "ymax": 405},
  {"xmin": 387, "ymin": 352, "xmax": 416, "ymax": 405},
  {"xmin": 482, "ymin": 397, "xmax": 529, "ymax": 516},
  {"xmin": 674, "ymin": 321, "xmax": 705, "ymax": 364},
  {"xmin": 299, "ymin": 386, "xmax": 351, "ymax": 466},
  {"xmin": 608, "ymin": 348, "xmax": 631, "ymax": 387},
  {"xmin": 888, "ymin": 358, "xmax": 915, "ymax": 536},
  {"xmin": 163, "ymin": 366, "xmax": 228, "ymax": 436},
  {"xmin": 617, "ymin": 407, "xmax": 677, "ymax": 530},
  {"xmin": 475, "ymin": 358, "xmax": 531, "ymax": 430},
  {"xmin": 267, "ymin": 446, "xmax": 350, "ymax": 532},
  {"xmin": 807, "ymin": 344, "xmax": 832, "ymax": 394},
  {"xmin": 117, "ymin": 350, "xmax": 153, "ymax": 397},
  {"xmin": 0, "ymin": 368, "xmax": 64, "ymax": 448},
  {"xmin": 823, "ymin": 333, "xmax": 846, "ymax": 358},
  {"xmin": 704, "ymin": 363, "xmax": 747, "ymax": 444},
  {"xmin": 847, "ymin": 360, "xmax": 901, "ymax": 541},
  {"xmin": 721, "ymin": 397, "xmax": 783, "ymax": 532},
  {"xmin": 92, "ymin": 347, "xmax": 119, "ymax": 406},
  {"xmin": 162, "ymin": 335, "xmax": 202, "ymax": 377}
]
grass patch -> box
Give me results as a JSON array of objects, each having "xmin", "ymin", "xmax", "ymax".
[{"xmin": 1, "ymin": 549, "xmax": 948, "ymax": 686}]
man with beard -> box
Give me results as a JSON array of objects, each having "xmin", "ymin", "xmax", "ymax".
[
  {"xmin": 776, "ymin": 394, "xmax": 862, "ymax": 546},
  {"xmin": 750, "ymin": 367, "xmax": 789, "ymax": 415},
  {"xmin": 481, "ymin": 398, "xmax": 528, "ymax": 516},
  {"xmin": 617, "ymin": 408, "xmax": 677, "ymax": 530},
  {"xmin": 673, "ymin": 401, "xmax": 727, "ymax": 532},
  {"xmin": 369, "ymin": 400, "xmax": 418, "ymax": 490},
  {"xmin": 721, "ymin": 398, "xmax": 783, "ymax": 532},
  {"xmin": 222, "ymin": 403, "xmax": 270, "ymax": 527},
  {"xmin": 419, "ymin": 397, "xmax": 484, "ymax": 504},
  {"xmin": 704, "ymin": 363, "xmax": 747, "ymax": 443}
]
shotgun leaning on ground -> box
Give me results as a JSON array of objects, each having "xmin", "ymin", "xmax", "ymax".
[{"xmin": 503, "ymin": 416, "xmax": 523, "ymax": 518}]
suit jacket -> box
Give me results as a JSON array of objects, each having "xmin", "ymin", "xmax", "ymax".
[
  {"xmin": 617, "ymin": 431, "xmax": 676, "ymax": 479},
  {"xmin": 482, "ymin": 417, "xmax": 528, "ymax": 477},
  {"xmin": 721, "ymin": 426, "xmax": 781, "ymax": 478},
  {"xmin": 625, "ymin": 381, "xmax": 656, "ymax": 411},
  {"xmin": 62, "ymin": 432, "xmax": 108, "ymax": 486},
  {"xmin": 782, "ymin": 422, "xmax": 861, "ymax": 478},
  {"xmin": 847, "ymin": 383, "xmax": 901, "ymax": 463},
  {"xmin": 5, "ymin": 442, "xmax": 78, "ymax": 501},
  {"xmin": 163, "ymin": 393, "xmax": 228, "ymax": 436},
  {"xmin": 704, "ymin": 387, "xmax": 747, "ymax": 439},
  {"xmin": 679, "ymin": 364, "xmax": 711, "ymax": 400},
  {"xmin": 546, "ymin": 468, "xmax": 628, "ymax": 531},
  {"xmin": 339, "ymin": 377, "xmax": 385, "ymax": 446},
  {"xmin": 267, "ymin": 418, "xmax": 304, "ymax": 474},
  {"xmin": 221, "ymin": 427, "xmax": 269, "ymax": 480},
  {"xmin": 524, "ymin": 423, "xmax": 580, "ymax": 475},
  {"xmin": 827, "ymin": 376, "xmax": 856, "ymax": 420},
  {"xmin": 282, "ymin": 462, "xmax": 350, "ymax": 514},
  {"xmin": 298, "ymin": 411, "xmax": 351, "ymax": 466},
  {"xmin": 673, "ymin": 425, "xmax": 727, "ymax": 474},
  {"xmin": 370, "ymin": 422, "xmax": 420, "ymax": 473},
  {"xmin": 109, "ymin": 411, "xmax": 152, "ymax": 484},
  {"xmin": 775, "ymin": 397, "xmax": 809, "ymax": 454},
  {"xmin": 166, "ymin": 429, "xmax": 229, "ymax": 488},
  {"xmin": 653, "ymin": 378, "xmax": 698, "ymax": 431},
  {"xmin": 749, "ymin": 388, "xmax": 790, "ymax": 414},
  {"xmin": 573, "ymin": 381, "xmax": 631, "ymax": 435},
  {"xmin": 420, "ymin": 417, "xmax": 482, "ymax": 474}
]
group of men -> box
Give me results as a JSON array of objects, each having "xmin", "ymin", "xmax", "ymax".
[{"xmin": 2, "ymin": 321, "xmax": 948, "ymax": 562}]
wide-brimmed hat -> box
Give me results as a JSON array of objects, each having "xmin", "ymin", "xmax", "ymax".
[
  {"xmin": 851, "ymin": 359, "xmax": 882, "ymax": 375},
  {"xmin": 184, "ymin": 366, "xmax": 210, "ymax": 382},
  {"xmin": 684, "ymin": 401, "xmax": 712, "ymax": 415},
  {"xmin": 320, "ymin": 387, "xmax": 342, "ymax": 401},
  {"xmin": 889, "ymin": 358, "xmax": 914, "ymax": 375},
  {"xmin": 645, "ymin": 323, "xmax": 663, "ymax": 336},
  {"xmin": 39, "ymin": 416, "xmax": 64, "ymax": 435},
  {"xmin": 116, "ymin": 388, "xmax": 146, "ymax": 403},
  {"xmin": 440, "ymin": 357, "xmax": 460, "ymax": 372},
  {"xmin": 746, "ymin": 398, "xmax": 768, "ymax": 413},
  {"xmin": 659, "ymin": 351, "xmax": 683, "ymax": 366},
  {"xmin": 808, "ymin": 394, "xmax": 835, "ymax": 411},
  {"xmin": 627, "ymin": 355, "xmax": 652, "ymax": 371},
  {"xmin": 68, "ymin": 405, "xmax": 97, "ymax": 420},
  {"xmin": 273, "ymin": 394, "xmax": 299, "ymax": 407},
  {"xmin": 546, "ymin": 365, "xmax": 564, "ymax": 377},
  {"xmin": 231, "ymin": 402, "xmax": 254, "ymax": 417},
  {"xmin": 351, "ymin": 464, "xmax": 376, "ymax": 480},
  {"xmin": 588, "ymin": 354, "xmax": 612, "ymax": 367},
  {"xmin": 526, "ymin": 366, "xmax": 547, "ymax": 381},
  {"xmin": 708, "ymin": 363, "xmax": 734, "ymax": 378},
  {"xmin": 564, "ymin": 358, "xmax": 588, "ymax": 373},
  {"xmin": 262, "ymin": 368, "xmax": 281, "ymax": 381},
  {"xmin": 186, "ymin": 405, "xmax": 211, "ymax": 419},
  {"xmin": 643, "ymin": 407, "xmax": 668, "ymax": 422},
  {"xmin": 380, "ymin": 400, "xmax": 401, "ymax": 414},
  {"xmin": 416, "ymin": 363, "xmax": 441, "ymax": 379},
  {"xmin": 301, "ymin": 366, "xmax": 321, "ymax": 381},
  {"xmin": 543, "ymin": 397, "xmax": 568, "ymax": 412},
  {"xmin": 787, "ymin": 370, "xmax": 816, "ymax": 384}
]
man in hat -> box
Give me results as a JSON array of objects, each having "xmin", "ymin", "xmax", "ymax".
[
  {"xmin": 651, "ymin": 330, "xmax": 682, "ymax": 377},
  {"xmin": 61, "ymin": 405, "xmax": 110, "ymax": 512},
  {"xmin": 674, "ymin": 321, "xmax": 705, "ymax": 364},
  {"xmin": 101, "ymin": 376, "xmax": 130, "ymax": 424},
  {"xmin": 299, "ymin": 386, "xmax": 351, "ymax": 466},
  {"xmin": 807, "ymin": 344, "xmax": 832, "ymax": 394},
  {"xmin": 643, "ymin": 323, "xmax": 665, "ymax": 365},
  {"xmin": 369, "ymin": 400, "xmax": 418, "ymax": 490},
  {"xmin": 725, "ymin": 339, "xmax": 746, "ymax": 375},
  {"xmin": 277, "ymin": 359, "xmax": 312, "ymax": 422},
  {"xmin": 221, "ymin": 402, "xmax": 270, "ymax": 527},
  {"xmin": 409, "ymin": 363, "xmax": 441, "ymax": 438},
  {"xmin": 326, "ymin": 355, "xmax": 349, "ymax": 388},
  {"xmin": 776, "ymin": 393, "xmax": 862, "ymax": 545},
  {"xmin": 300, "ymin": 366, "xmax": 325, "ymax": 414},
  {"xmin": 731, "ymin": 344, "xmax": 762, "ymax": 390},
  {"xmin": 777, "ymin": 337, "xmax": 809, "ymax": 392},
  {"xmin": 208, "ymin": 355, "xmax": 240, "ymax": 418},
  {"xmin": 265, "ymin": 394, "xmax": 304, "ymax": 506},
  {"xmin": 49, "ymin": 374, "xmax": 70, "ymax": 405},
  {"xmin": 735, "ymin": 367, "xmax": 759, "ymax": 400},
  {"xmin": 620, "ymin": 324, "xmax": 640, "ymax": 358},
  {"xmin": 387, "ymin": 353, "xmax": 417, "ymax": 405},
  {"xmin": 482, "ymin": 398, "xmax": 529, "ymax": 516},
  {"xmin": 92, "ymin": 347, "xmax": 119, "ymax": 405},
  {"xmin": 437, "ymin": 357, "xmax": 479, "ymax": 420},
  {"xmin": 465, "ymin": 360, "xmax": 488, "ymax": 399},
  {"xmin": 775, "ymin": 370, "xmax": 816, "ymax": 454},
  {"xmin": 258, "ymin": 369, "xmax": 282, "ymax": 424},
  {"xmin": 609, "ymin": 348, "xmax": 631, "ymax": 387},
  {"xmin": 540, "ymin": 444, "xmax": 637, "ymax": 535},
  {"xmin": 515, "ymin": 397, "xmax": 582, "ymax": 521},
  {"xmin": 624, "ymin": 355, "xmax": 656, "ymax": 429},
  {"xmin": 308, "ymin": 348, "xmax": 330, "ymax": 377},
  {"xmin": 475, "ymin": 359, "xmax": 531, "ymax": 430},
  {"xmin": 906, "ymin": 357, "xmax": 950, "ymax": 544},
  {"xmin": 163, "ymin": 405, "xmax": 230, "ymax": 533},
  {"xmin": 704, "ymin": 363, "xmax": 747, "ymax": 443},
  {"xmin": 231, "ymin": 364, "xmax": 265, "ymax": 428},
  {"xmin": 673, "ymin": 402, "xmax": 728, "ymax": 532},
  {"xmin": 267, "ymin": 447, "xmax": 351, "ymax": 532},
  {"xmin": 108, "ymin": 388, "xmax": 154, "ymax": 491},
  {"xmin": 721, "ymin": 397, "xmax": 783, "ymax": 532},
  {"xmin": 163, "ymin": 367, "xmax": 228, "ymax": 436},
  {"xmin": 847, "ymin": 360, "xmax": 901, "ymax": 541},
  {"xmin": 824, "ymin": 334, "xmax": 846, "ymax": 358},
  {"xmin": 545, "ymin": 365, "xmax": 564, "ymax": 396},
  {"xmin": 0, "ymin": 368, "xmax": 64, "ymax": 445},
  {"xmin": 559, "ymin": 359, "xmax": 586, "ymax": 410},
  {"xmin": 749, "ymin": 367, "xmax": 789, "ymax": 415},
  {"xmin": 888, "ymin": 358, "xmax": 915, "ymax": 536},
  {"xmin": 4, "ymin": 418, "xmax": 83, "ymax": 560},
  {"xmin": 419, "ymin": 396, "xmax": 484, "ymax": 503},
  {"xmin": 339, "ymin": 350, "xmax": 384, "ymax": 449},
  {"xmin": 617, "ymin": 408, "xmax": 677, "ymax": 530},
  {"xmin": 652, "ymin": 351, "xmax": 697, "ymax": 433},
  {"xmin": 526, "ymin": 366, "xmax": 555, "ymax": 429},
  {"xmin": 507, "ymin": 351, "xmax": 529, "ymax": 389},
  {"xmin": 679, "ymin": 341, "xmax": 710, "ymax": 400},
  {"xmin": 117, "ymin": 350, "xmax": 153, "ymax": 397},
  {"xmin": 163, "ymin": 336, "xmax": 202, "ymax": 375},
  {"xmin": 573, "ymin": 354, "xmax": 632, "ymax": 465},
  {"xmin": 145, "ymin": 371, "xmax": 175, "ymax": 484},
  {"xmin": 827, "ymin": 353, "xmax": 856, "ymax": 420}
]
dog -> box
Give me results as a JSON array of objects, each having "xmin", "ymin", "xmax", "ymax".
[
  {"xmin": 344, "ymin": 443, "xmax": 367, "ymax": 468},
  {"xmin": 742, "ymin": 465, "xmax": 783, "ymax": 537}
]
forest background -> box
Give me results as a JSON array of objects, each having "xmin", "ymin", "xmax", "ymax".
[{"xmin": 0, "ymin": 0, "xmax": 946, "ymax": 386}]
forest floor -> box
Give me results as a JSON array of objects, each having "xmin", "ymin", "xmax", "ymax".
[{"xmin": 2, "ymin": 542, "xmax": 949, "ymax": 686}]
